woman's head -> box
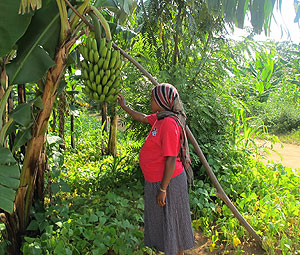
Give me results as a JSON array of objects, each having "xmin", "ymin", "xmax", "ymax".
[{"xmin": 151, "ymin": 83, "xmax": 180, "ymax": 112}]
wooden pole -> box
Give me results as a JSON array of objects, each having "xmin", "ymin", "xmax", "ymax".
[
  {"xmin": 186, "ymin": 126, "xmax": 262, "ymax": 246},
  {"xmin": 117, "ymin": 45, "xmax": 263, "ymax": 247}
]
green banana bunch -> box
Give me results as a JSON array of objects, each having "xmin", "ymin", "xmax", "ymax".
[{"xmin": 79, "ymin": 37, "xmax": 123, "ymax": 103}]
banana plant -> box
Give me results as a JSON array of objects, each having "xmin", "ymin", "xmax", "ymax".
[{"xmin": 0, "ymin": 0, "xmax": 137, "ymax": 253}]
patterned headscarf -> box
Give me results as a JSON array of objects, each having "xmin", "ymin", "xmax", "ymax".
[{"xmin": 152, "ymin": 83, "xmax": 194, "ymax": 185}]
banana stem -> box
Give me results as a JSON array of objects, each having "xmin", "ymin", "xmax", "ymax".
[
  {"xmin": 67, "ymin": 0, "xmax": 90, "ymax": 30},
  {"xmin": 56, "ymin": 0, "xmax": 70, "ymax": 43},
  {"xmin": 88, "ymin": 11, "xmax": 102, "ymax": 48},
  {"xmin": 88, "ymin": 6, "xmax": 112, "ymax": 40},
  {"xmin": 0, "ymin": 86, "xmax": 13, "ymax": 128}
]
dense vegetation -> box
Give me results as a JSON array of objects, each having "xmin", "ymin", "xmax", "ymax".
[
  {"xmin": 3, "ymin": 38, "xmax": 298, "ymax": 255},
  {"xmin": 0, "ymin": 1, "xmax": 300, "ymax": 254}
]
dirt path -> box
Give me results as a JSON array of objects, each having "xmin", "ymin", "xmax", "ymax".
[
  {"xmin": 184, "ymin": 231, "xmax": 265, "ymax": 255},
  {"xmin": 256, "ymin": 140, "xmax": 300, "ymax": 169}
]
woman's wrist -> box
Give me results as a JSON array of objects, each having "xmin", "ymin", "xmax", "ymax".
[{"xmin": 160, "ymin": 186, "xmax": 167, "ymax": 192}]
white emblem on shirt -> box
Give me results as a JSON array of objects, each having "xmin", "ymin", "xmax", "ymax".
[{"xmin": 152, "ymin": 128, "xmax": 157, "ymax": 136}]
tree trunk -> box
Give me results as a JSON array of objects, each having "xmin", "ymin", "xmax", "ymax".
[
  {"xmin": 101, "ymin": 103, "xmax": 108, "ymax": 154},
  {"xmin": 0, "ymin": 212, "xmax": 20, "ymax": 255},
  {"xmin": 18, "ymin": 84, "xmax": 26, "ymax": 104},
  {"xmin": 34, "ymin": 146, "xmax": 46, "ymax": 203},
  {"xmin": 4, "ymin": 41, "xmax": 74, "ymax": 254},
  {"xmin": 58, "ymin": 92, "xmax": 66, "ymax": 150},
  {"xmin": 102, "ymin": 103, "xmax": 108, "ymax": 132},
  {"xmin": 18, "ymin": 84, "xmax": 26, "ymax": 156},
  {"xmin": 8, "ymin": 91, "xmax": 15, "ymax": 150},
  {"xmin": 70, "ymin": 114, "xmax": 75, "ymax": 149},
  {"xmin": 108, "ymin": 106, "xmax": 117, "ymax": 156},
  {"xmin": 52, "ymin": 110, "xmax": 57, "ymax": 133}
]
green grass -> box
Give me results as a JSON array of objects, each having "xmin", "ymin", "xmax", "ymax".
[{"xmin": 5, "ymin": 111, "xmax": 298, "ymax": 255}]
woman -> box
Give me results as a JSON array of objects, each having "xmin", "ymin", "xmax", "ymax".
[{"xmin": 118, "ymin": 83, "xmax": 194, "ymax": 255}]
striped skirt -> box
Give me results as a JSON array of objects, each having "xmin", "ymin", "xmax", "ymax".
[{"xmin": 144, "ymin": 171, "xmax": 194, "ymax": 255}]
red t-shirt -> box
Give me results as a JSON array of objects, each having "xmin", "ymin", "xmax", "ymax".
[{"xmin": 139, "ymin": 114, "xmax": 184, "ymax": 182}]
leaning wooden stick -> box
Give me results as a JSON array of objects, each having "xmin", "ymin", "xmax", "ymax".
[
  {"xmin": 112, "ymin": 42, "xmax": 263, "ymax": 247},
  {"xmin": 186, "ymin": 126, "xmax": 262, "ymax": 246}
]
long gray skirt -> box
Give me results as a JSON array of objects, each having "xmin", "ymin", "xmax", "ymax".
[{"xmin": 144, "ymin": 171, "xmax": 194, "ymax": 255}]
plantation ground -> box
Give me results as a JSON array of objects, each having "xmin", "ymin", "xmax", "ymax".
[
  {"xmin": 257, "ymin": 140, "xmax": 300, "ymax": 169},
  {"xmin": 185, "ymin": 231, "xmax": 265, "ymax": 255}
]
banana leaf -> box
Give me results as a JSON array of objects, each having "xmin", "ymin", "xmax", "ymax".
[
  {"xmin": 236, "ymin": 0, "xmax": 249, "ymax": 28},
  {"xmin": 224, "ymin": 0, "xmax": 238, "ymax": 23},
  {"xmin": 95, "ymin": 0, "xmax": 137, "ymax": 23},
  {"xmin": 0, "ymin": 146, "xmax": 20, "ymax": 214},
  {"xmin": 0, "ymin": 0, "xmax": 33, "ymax": 57},
  {"xmin": 9, "ymin": 103, "xmax": 32, "ymax": 128},
  {"xmin": 6, "ymin": 0, "xmax": 60, "ymax": 85}
]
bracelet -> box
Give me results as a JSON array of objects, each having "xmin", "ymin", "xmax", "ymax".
[{"xmin": 160, "ymin": 187, "xmax": 167, "ymax": 193}]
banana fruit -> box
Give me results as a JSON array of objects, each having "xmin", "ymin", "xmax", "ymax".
[{"xmin": 80, "ymin": 37, "xmax": 122, "ymax": 103}]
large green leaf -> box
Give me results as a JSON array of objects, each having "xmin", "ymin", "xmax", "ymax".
[
  {"xmin": 6, "ymin": 0, "xmax": 60, "ymax": 85},
  {"xmin": 0, "ymin": 146, "xmax": 20, "ymax": 214},
  {"xmin": 9, "ymin": 103, "xmax": 32, "ymax": 127},
  {"xmin": 95, "ymin": 0, "xmax": 137, "ymax": 22},
  {"xmin": 0, "ymin": 0, "xmax": 33, "ymax": 57},
  {"xmin": 250, "ymin": 0, "xmax": 266, "ymax": 34},
  {"xmin": 216, "ymin": 0, "xmax": 286, "ymax": 35},
  {"xmin": 263, "ymin": 0, "xmax": 276, "ymax": 36},
  {"xmin": 236, "ymin": 0, "xmax": 248, "ymax": 28},
  {"xmin": 0, "ymin": 193, "xmax": 15, "ymax": 214},
  {"xmin": 0, "ymin": 147, "xmax": 16, "ymax": 164},
  {"xmin": 224, "ymin": 0, "xmax": 238, "ymax": 23},
  {"xmin": 12, "ymin": 127, "xmax": 32, "ymax": 154},
  {"xmin": 0, "ymin": 165, "xmax": 20, "ymax": 179},
  {"xmin": 0, "ymin": 176, "xmax": 20, "ymax": 190}
]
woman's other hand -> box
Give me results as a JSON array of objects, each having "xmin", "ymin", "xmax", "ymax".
[{"xmin": 156, "ymin": 191, "xmax": 166, "ymax": 207}]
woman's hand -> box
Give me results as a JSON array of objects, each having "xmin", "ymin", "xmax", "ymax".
[
  {"xmin": 156, "ymin": 191, "xmax": 166, "ymax": 207},
  {"xmin": 117, "ymin": 93, "xmax": 149, "ymax": 123},
  {"xmin": 117, "ymin": 94, "xmax": 126, "ymax": 109}
]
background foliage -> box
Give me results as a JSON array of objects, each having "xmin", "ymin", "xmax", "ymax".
[{"xmin": 0, "ymin": 0, "xmax": 300, "ymax": 254}]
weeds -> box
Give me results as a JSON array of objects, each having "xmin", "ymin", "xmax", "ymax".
[{"xmin": 16, "ymin": 112, "xmax": 300, "ymax": 254}]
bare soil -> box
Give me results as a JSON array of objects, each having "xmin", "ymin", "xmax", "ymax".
[
  {"xmin": 184, "ymin": 231, "xmax": 266, "ymax": 255},
  {"xmin": 256, "ymin": 140, "xmax": 300, "ymax": 169}
]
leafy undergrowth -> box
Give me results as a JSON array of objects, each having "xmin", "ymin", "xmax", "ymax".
[
  {"xmin": 17, "ymin": 113, "xmax": 300, "ymax": 255},
  {"xmin": 20, "ymin": 150, "xmax": 300, "ymax": 255},
  {"xmin": 190, "ymin": 161, "xmax": 300, "ymax": 254},
  {"xmin": 22, "ymin": 184, "xmax": 145, "ymax": 255}
]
